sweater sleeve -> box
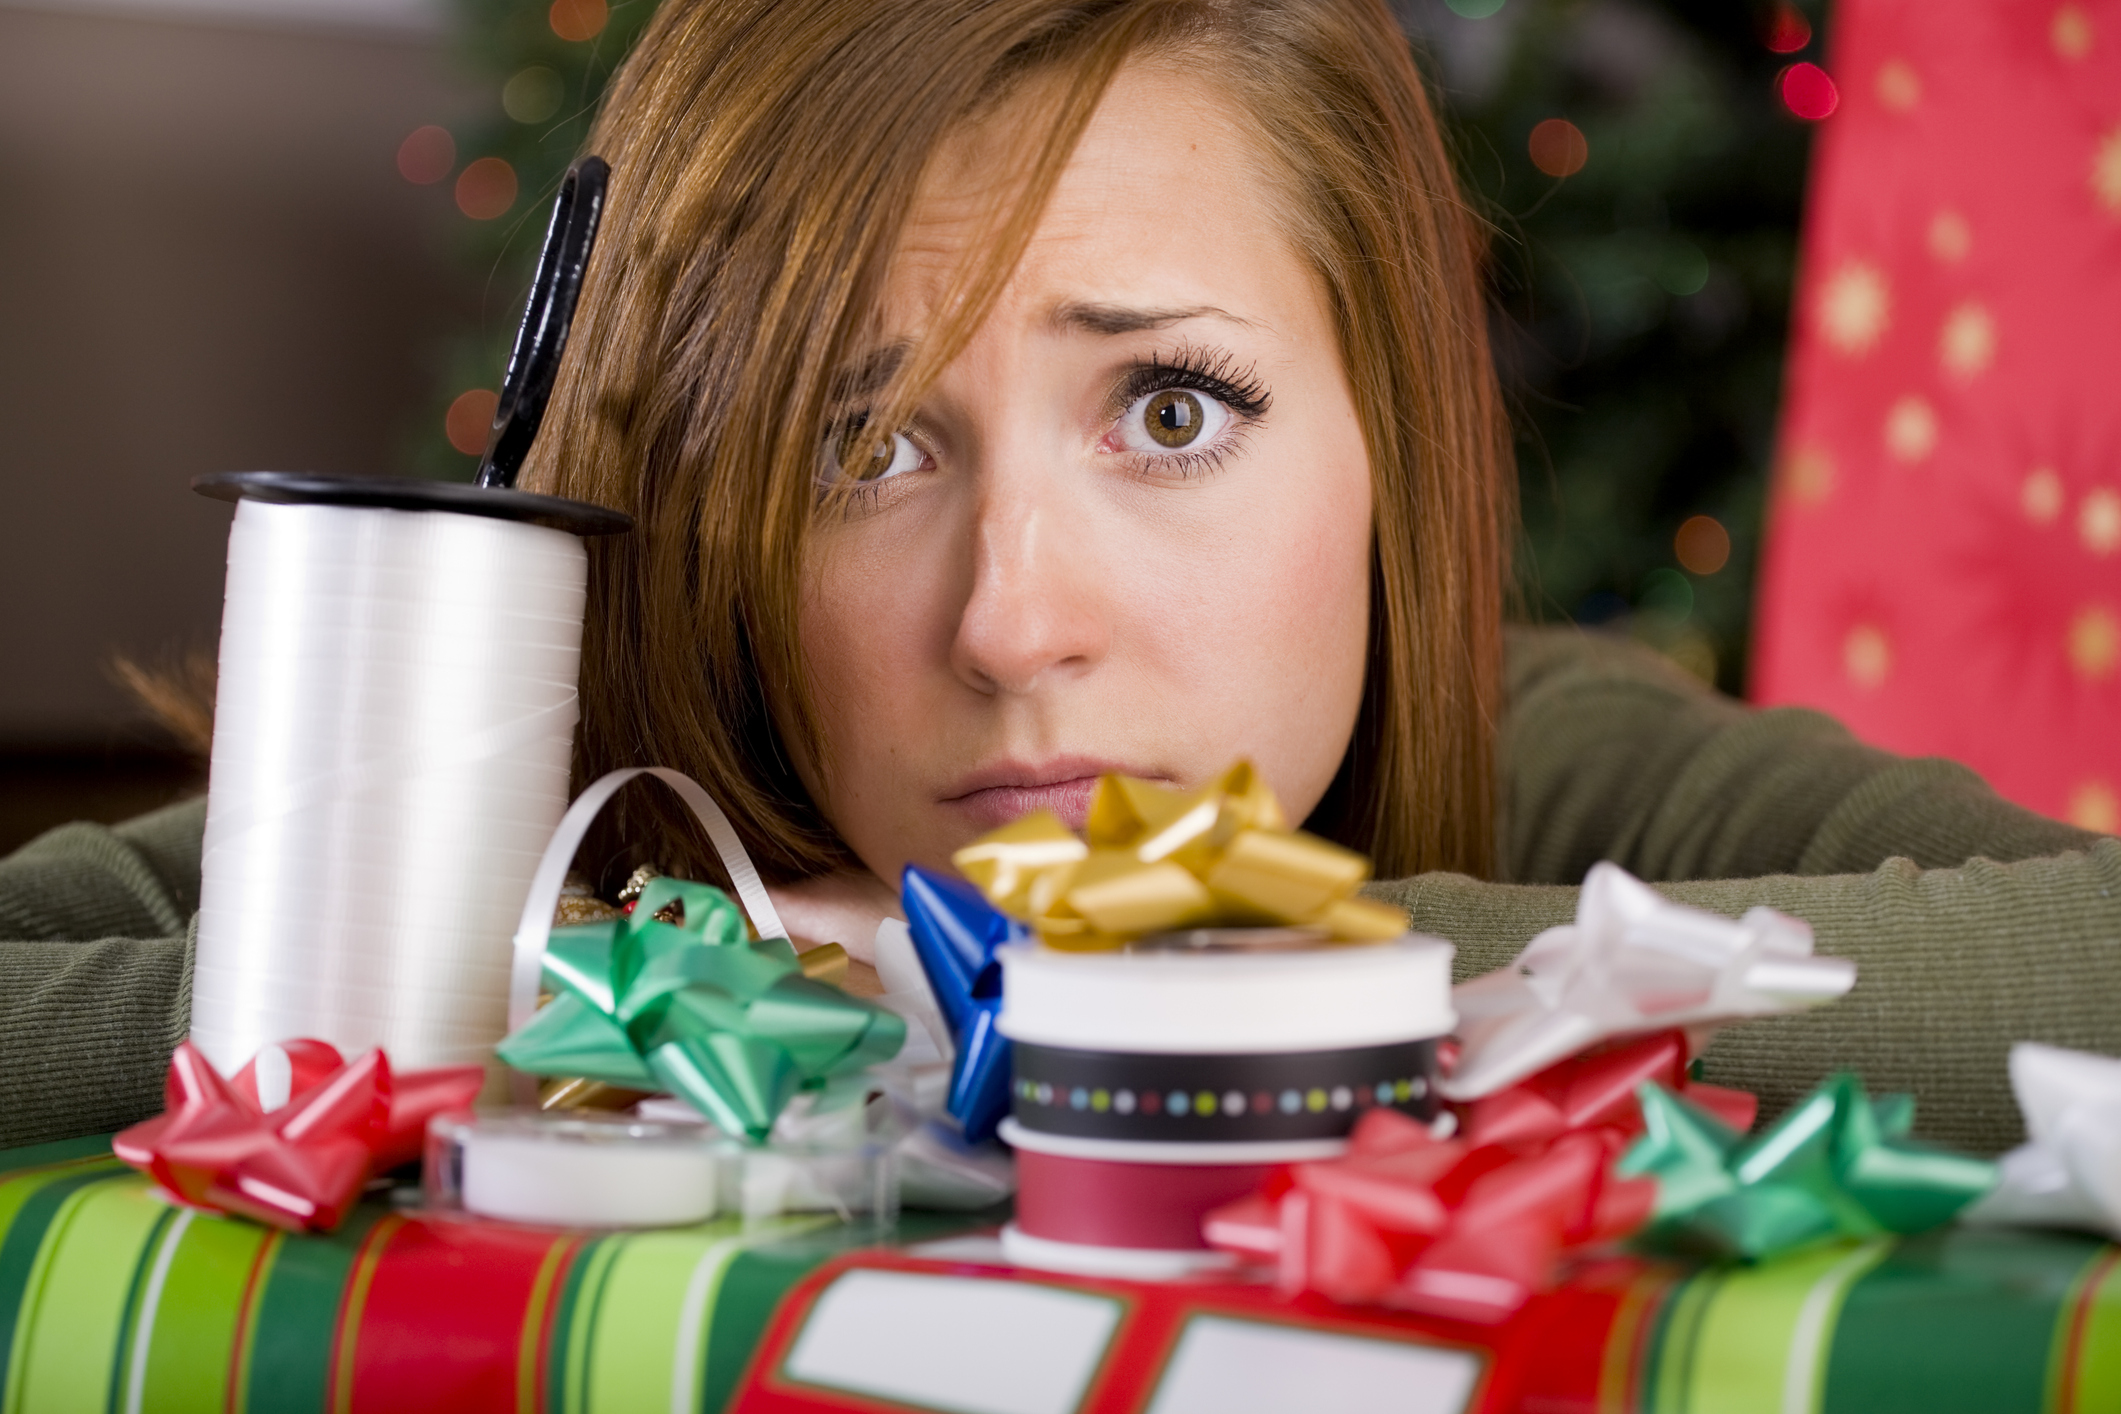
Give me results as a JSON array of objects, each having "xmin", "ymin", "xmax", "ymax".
[
  {"xmin": 0, "ymin": 797, "xmax": 205, "ymax": 1149},
  {"xmin": 1497, "ymin": 626, "xmax": 2096, "ymax": 884},
  {"xmin": 1370, "ymin": 628, "xmax": 2121, "ymax": 1157},
  {"xmin": 1371, "ymin": 843, "xmax": 2121, "ymax": 1158}
]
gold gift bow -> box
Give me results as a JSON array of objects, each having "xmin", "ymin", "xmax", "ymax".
[{"xmin": 951, "ymin": 760, "xmax": 1407, "ymax": 950}]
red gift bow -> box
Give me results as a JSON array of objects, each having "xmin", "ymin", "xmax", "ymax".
[
  {"xmin": 113, "ymin": 1040, "xmax": 483, "ymax": 1233},
  {"xmin": 1456, "ymin": 1029, "xmax": 1756, "ymax": 1148},
  {"xmin": 1203, "ymin": 1031, "xmax": 1755, "ymax": 1323}
]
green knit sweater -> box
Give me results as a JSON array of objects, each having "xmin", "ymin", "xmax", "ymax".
[{"xmin": 4, "ymin": 627, "xmax": 2113, "ymax": 1155}]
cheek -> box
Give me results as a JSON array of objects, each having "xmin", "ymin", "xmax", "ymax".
[
  {"xmin": 1140, "ymin": 408, "xmax": 1372, "ymax": 805},
  {"xmin": 1247, "ymin": 453, "xmax": 1371, "ymax": 691},
  {"xmin": 790, "ymin": 538, "xmax": 936, "ymax": 800}
]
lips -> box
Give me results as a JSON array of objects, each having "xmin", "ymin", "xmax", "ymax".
[{"xmin": 940, "ymin": 757, "xmax": 1157, "ymax": 832}]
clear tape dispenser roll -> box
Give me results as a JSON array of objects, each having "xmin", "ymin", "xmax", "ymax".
[{"xmin": 189, "ymin": 472, "xmax": 629, "ymax": 1074}]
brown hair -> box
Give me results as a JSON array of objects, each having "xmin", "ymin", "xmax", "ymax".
[{"xmin": 523, "ymin": 0, "xmax": 1511, "ymax": 889}]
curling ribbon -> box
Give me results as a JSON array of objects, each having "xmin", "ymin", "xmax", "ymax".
[
  {"xmin": 113, "ymin": 1040, "xmax": 484, "ymax": 1233},
  {"xmin": 1619, "ymin": 1072, "xmax": 1996, "ymax": 1261},
  {"xmin": 1965, "ymin": 1043, "xmax": 2121, "ymax": 1241},
  {"xmin": 191, "ymin": 499, "xmax": 590, "ymax": 1073},
  {"xmin": 507, "ymin": 767, "xmax": 787, "ymax": 1038},
  {"xmin": 1444, "ymin": 861, "xmax": 1856, "ymax": 1102},
  {"xmin": 951, "ymin": 760, "xmax": 1408, "ymax": 950},
  {"xmin": 497, "ymin": 875, "xmax": 904, "ymax": 1142},
  {"xmin": 901, "ymin": 866, "xmax": 1026, "ymax": 1143}
]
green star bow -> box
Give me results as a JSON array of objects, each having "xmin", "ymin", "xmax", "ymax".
[
  {"xmin": 1618, "ymin": 1072, "xmax": 1997, "ymax": 1262},
  {"xmin": 496, "ymin": 877, "xmax": 905, "ymax": 1142}
]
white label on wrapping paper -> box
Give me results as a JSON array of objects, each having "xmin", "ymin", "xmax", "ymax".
[
  {"xmin": 782, "ymin": 1270, "xmax": 1120, "ymax": 1414},
  {"xmin": 1144, "ymin": 1316, "xmax": 1483, "ymax": 1414}
]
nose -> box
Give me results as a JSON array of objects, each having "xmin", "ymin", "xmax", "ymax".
[{"xmin": 949, "ymin": 462, "xmax": 1111, "ymax": 696}]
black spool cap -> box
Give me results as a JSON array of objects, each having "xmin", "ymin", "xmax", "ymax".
[{"xmin": 192, "ymin": 471, "xmax": 631, "ymax": 537}]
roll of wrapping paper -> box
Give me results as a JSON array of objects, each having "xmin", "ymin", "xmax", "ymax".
[{"xmin": 190, "ymin": 488, "xmax": 619, "ymax": 1073}]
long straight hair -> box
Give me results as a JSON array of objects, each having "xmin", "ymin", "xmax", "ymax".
[{"xmin": 523, "ymin": 0, "xmax": 1512, "ymax": 888}]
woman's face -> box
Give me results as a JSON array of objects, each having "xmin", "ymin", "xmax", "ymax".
[{"xmin": 790, "ymin": 62, "xmax": 1373, "ymax": 886}]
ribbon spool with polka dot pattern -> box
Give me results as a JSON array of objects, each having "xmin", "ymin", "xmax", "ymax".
[{"xmin": 994, "ymin": 937, "xmax": 1454, "ymax": 1278}]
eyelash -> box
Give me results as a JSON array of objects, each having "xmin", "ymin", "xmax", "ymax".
[{"xmin": 1111, "ymin": 344, "xmax": 1272, "ymax": 481}]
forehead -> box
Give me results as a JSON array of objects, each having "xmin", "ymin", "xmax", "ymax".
[{"xmin": 880, "ymin": 60, "xmax": 1304, "ymax": 332}]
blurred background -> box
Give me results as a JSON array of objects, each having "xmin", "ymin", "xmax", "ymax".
[{"xmin": 0, "ymin": 0, "xmax": 1834, "ymax": 850}]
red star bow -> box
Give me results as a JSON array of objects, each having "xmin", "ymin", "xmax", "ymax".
[
  {"xmin": 1456, "ymin": 1029, "xmax": 1756, "ymax": 1148},
  {"xmin": 113, "ymin": 1041, "xmax": 483, "ymax": 1232},
  {"xmin": 1204, "ymin": 1032, "xmax": 1755, "ymax": 1323}
]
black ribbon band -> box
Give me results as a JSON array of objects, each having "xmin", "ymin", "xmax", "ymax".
[{"xmin": 1011, "ymin": 1038, "xmax": 1439, "ymax": 1144}]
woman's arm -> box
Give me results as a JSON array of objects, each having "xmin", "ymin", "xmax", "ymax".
[
  {"xmin": 1380, "ymin": 627, "xmax": 2119, "ymax": 1157},
  {"xmin": 1499, "ymin": 626, "xmax": 2095, "ymax": 885},
  {"xmin": 0, "ymin": 798, "xmax": 203, "ymax": 1149},
  {"xmin": 1373, "ymin": 844, "xmax": 2121, "ymax": 1158}
]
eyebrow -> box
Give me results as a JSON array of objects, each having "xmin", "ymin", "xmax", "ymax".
[
  {"xmin": 1049, "ymin": 301, "xmax": 1255, "ymax": 335},
  {"xmin": 831, "ymin": 342, "xmax": 910, "ymax": 403},
  {"xmin": 829, "ymin": 303, "xmax": 1254, "ymax": 403}
]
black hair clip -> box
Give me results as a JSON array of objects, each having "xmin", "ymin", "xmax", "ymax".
[{"xmin": 476, "ymin": 154, "xmax": 611, "ymax": 489}]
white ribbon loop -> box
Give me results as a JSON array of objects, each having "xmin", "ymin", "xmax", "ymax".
[{"xmin": 506, "ymin": 767, "xmax": 788, "ymax": 1035}]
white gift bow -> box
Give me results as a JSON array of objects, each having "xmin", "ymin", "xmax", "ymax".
[
  {"xmin": 1963, "ymin": 1044, "xmax": 2121, "ymax": 1239},
  {"xmin": 1440, "ymin": 861, "xmax": 1857, "ymax": 1102}
]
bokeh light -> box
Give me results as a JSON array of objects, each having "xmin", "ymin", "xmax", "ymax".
[
  {"xmin": 1784, "ymin": 447, "xmax": 1835, "ymax": 506},
  {"xmin": 1674, "ymin": 515, "xmax": 1732, "ymax": 575},
  {"xmin": 2052, "ymin": 6, "xmax": 2094, "ymax": 61},
  {"xmin": 1638, "ymin": 567, "xmax": 1694, "ymax": 622},
  {"xmin": 446, "ymin": 389, "xmax": 499, "ymax": 456},
  {"xmin": 1763, "ymin": 2, "xmax": 1811, "ymax": 53},
  {"xmin": 2022, "ymin": 467, "xmax": 2064, "ymax": 524},
  {"xmin": 1938, "ymin": 301, "xmax": 1996, "ymax": 379},
  {"xmin": 2094, "ymin": 128, "xmax": 2121, "ymax": 214},
  {"xmin": 2068, "ymin": 781, "xmax": 2118, "ymax": 835},
  {"xmin": 1927, "ymin": 209, "xmax": 1971, "ymax": 264},
  {"xmin": 2082, "ymin": 489, "xmax": 2121, "ymax": 556},
  {"xmin": 1844, "ymin": 624, "xmax": 1891, "ymax": 690},
  {"xmin": 1884, "ymin": 395, "xmax": 1937, "ymax": 463},
  {"xmin": 1779, "ymin": 62, "xmax": 1839, "ymax": 121},
  {"xmin": 1528, "ymin": 118, "xmax": 1588, "ymax": 177},
  {"xmin": 455, "ymin": 157, "xmax": 518, "ymax": 220},
  {"xmin": 503, "ymin": 66, "xmax": 565, "ymax": 124},
  {"xmin": 549, "ymin": 0, "xmax": 607, "ymax": 42},
  {"xmin": 2069, "ymin": 605, "xmax": 2120, "ymax": 681},
  {"xmin": 1658, "ymin": 242, "xmax": 1710, "ymax": 296},
  {"xmin": 1665, "ymin": 629, "xmax": 1717, "ymax": 685},
  {"xmin": 1875, "ymin": 59, "xmax": 1921, "ymax": 113},
  {"xmin": 396, "ymin": 125, "xmax": 454, "ymax": 185}
]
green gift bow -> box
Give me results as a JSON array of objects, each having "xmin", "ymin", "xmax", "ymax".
[
  {"xmin": 1619, "ymin": 1072, "xmax": 1997, "ymax": 1262},
  {"xmin": 495, "ymin": 877, "xmax": 905, "ymax": 1142}
]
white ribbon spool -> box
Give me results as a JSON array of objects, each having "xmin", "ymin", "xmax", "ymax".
[{"xmin": 191, "ymin": 496, "xmax": 589, "ymax": 1073}]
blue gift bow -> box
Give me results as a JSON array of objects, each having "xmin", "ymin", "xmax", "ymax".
[{"xmin": 901, "ymin": 865, "xmax": 1028, "ymax": 1144}]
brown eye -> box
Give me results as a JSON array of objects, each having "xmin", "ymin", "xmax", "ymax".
[
  {"xmin": 1142, "ymin": 389, "xmax": 1204, "ymax": 448},
  {"xmin": 825, "ymin": 423, "xmax": 925, "ymax": 484}
]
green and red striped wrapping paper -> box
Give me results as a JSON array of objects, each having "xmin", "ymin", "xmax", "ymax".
[{"xmin": 2, "ymin": 1139, "xmax": 2117, "ymax": 1414}]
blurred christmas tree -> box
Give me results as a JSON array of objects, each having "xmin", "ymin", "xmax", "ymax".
[
  {"xmin": 412, "ymin": 0, "xmax": 1830, "ymax": 693},
  {"xmin": 1397, "ymin": 0, "xmax": 1828, "ymax": 693},
  {"xmin": 399, "ymin": 0, "xmax": 658, "ymax": 481}
]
